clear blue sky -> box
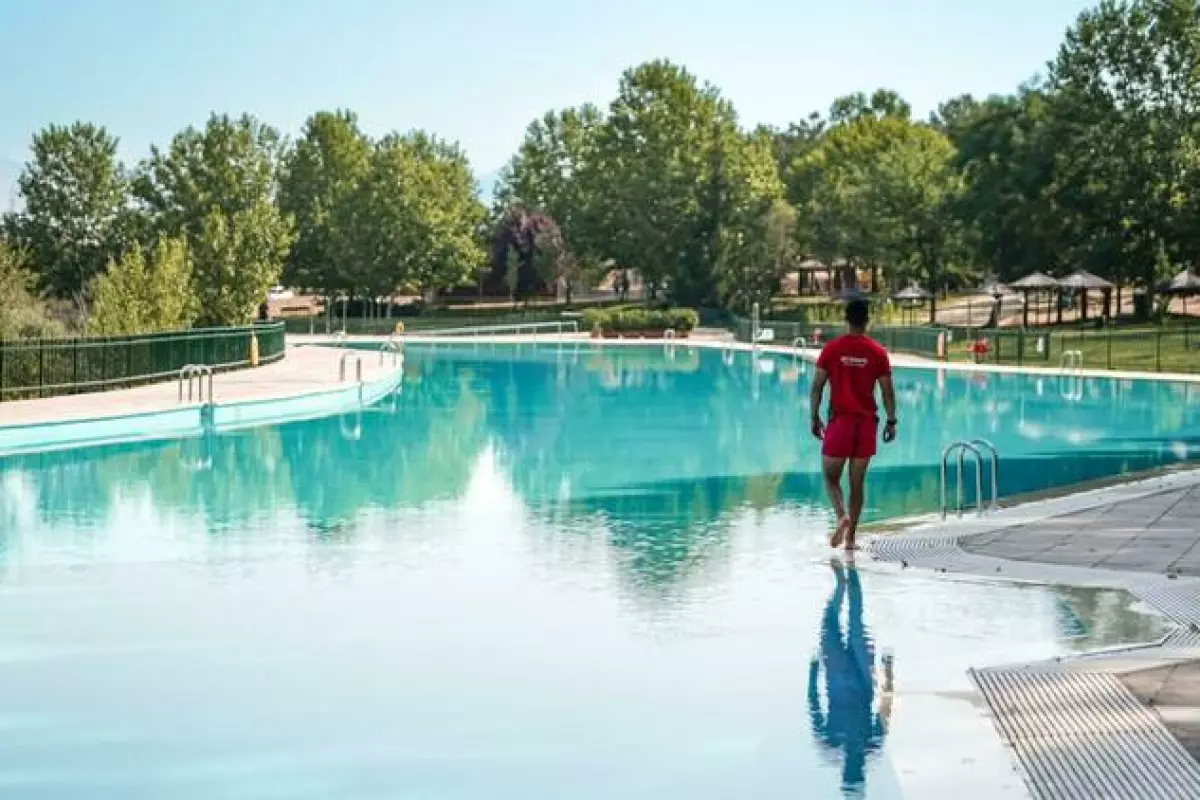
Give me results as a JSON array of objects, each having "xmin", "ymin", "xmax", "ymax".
[{"xmin": 0, "ymin": 0, "xmax": 1093, "ymax": 178}]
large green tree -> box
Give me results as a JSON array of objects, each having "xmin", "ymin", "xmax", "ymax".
[
  {"xmin": 278, "ymin": 110, "xmax": 372, "ymax": 293},
  {"xmin": 341, "ymin": 132, "xmax": 486, "ymax": 302},
  {"xmin": 135, "ymin": 114, "xmax": 294, "ymax": 325},
  {"xmin": 10, "ymin": 123, "xmax": 128, "ymax": 296},
  {"xmin": 585, "ymin": 59, "xmax": 782, "ymax": 306},
  {"xmin": 789, "ymin": 101, "xmax": 969, "ymax": 294},
  {"xmin": 1048, "ymin": 0, "xmax": 1200, "ymax": 315},
  {"xmin": 495, "ymin": 104, "xmax": 603, "ymax": 266}
]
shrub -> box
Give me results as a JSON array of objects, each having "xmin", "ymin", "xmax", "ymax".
[{"xmin": 582, "ymin": 306, "xmax": 699, "ymax": 334}]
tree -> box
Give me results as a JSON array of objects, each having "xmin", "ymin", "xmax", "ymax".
[
  {"xmin": 717, "ymin": 199, "xmax": 797, "ymax": 313},
  {"xmin": 1048, "ymin": 0, "xmax": 1200, "ymax": 316},
  {"xmin": 88, "ymin": 237, "xmax": 198, "ymax": 335},
  {"xmin": 485, "ymin": 205, "xmax": 559, "ymax": 301},
  {"xmin": 789, "ymin": 109, "xmax": 969, "ymax": 294},
  {"xmin": 952, "ymin": 87, "xmax": 1063, "ymax": 282},
  {"xmin": 0, "ymin": 240, "xmax": 62, "ymax": 338},
  {"xmin": 586, "ymin": 59, "xmax": 782, "ymax": 306},
  {"xmin": 278, "ymin": 110, "xmax": 372, "ymax": 293},
  {"xmin": 496, "ymin": 104, "xmax": 603, "ymax": 265},
  {"xmin": 10, "ymin": 123, "xmax": 128, "ymax": 296},
  {"xmin": 829, "ymin": 89, "xmax": 912, "ymax": 124},
  {"xmin": 341, "ymin": 132, "xmax": 485, "ymax": 303},
  {"xmin": 135, "ymin": 114, "xmax": 294, "ymax": 325}
]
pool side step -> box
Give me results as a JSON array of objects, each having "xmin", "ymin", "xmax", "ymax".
[{"xmin": 971, "ymin": 667, "xmax": 1200, "ymax": 799}]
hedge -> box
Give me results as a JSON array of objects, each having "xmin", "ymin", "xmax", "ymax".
[{"xmin": 582, "ymin": 306, "xmax": 699, "ymax": 334}]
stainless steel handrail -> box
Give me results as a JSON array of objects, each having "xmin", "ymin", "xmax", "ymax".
[
  {"xmin": 969, "ymin": 438, "xmax": 1000, "ymax": 511},
  {"xmin": 1060, "ymin": 349, "xmax": 1083, "ymax": 373},
  {"xmin": 178, "ymin": 364, "xmax": 214, "ymax": 404},
  {"xmin": 941, "ymin": 441, "xmax": 985, "ymax": 518},
  {"xmin": 339, "ymin": 352, "xmax": 363, "ymax": 383},
  {"xmin": 379, "ymin": 340, "xmax": 401, "ymax": 366}
]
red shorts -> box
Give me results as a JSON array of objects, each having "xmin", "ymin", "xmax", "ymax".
[{"xmin": 821, "ymin": 415, "xmax": 877, "ymax": 459}]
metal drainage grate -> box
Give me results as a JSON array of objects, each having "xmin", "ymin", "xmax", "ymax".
[
  {"xmin": 972, "ymin": 667, "xmax": 1200, "ymax": 800},
  {"xmin": 1132, "ymin": 585, "xmax": 1200, "ymax": 627},
  {"xmin": 869, "ymin": 534, "xmax": 965, "ymax": 565},
  {"xmin": 1163, "ymin": 628, "xmax": 1200, "ymax": 649}
]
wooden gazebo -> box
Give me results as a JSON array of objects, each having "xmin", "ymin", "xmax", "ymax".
[
  {"xmin": 1056, "ymin": 269, "xmax": 1115, "ymax": 323},
  {"xmin": 1010, "ymin": 272, "xmax": 1060, "ymax": 328}
]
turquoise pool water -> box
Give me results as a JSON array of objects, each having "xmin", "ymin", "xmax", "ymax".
[{"xmin": 0, "ymin": 343, "xmax": 1187, "ymax": 798}]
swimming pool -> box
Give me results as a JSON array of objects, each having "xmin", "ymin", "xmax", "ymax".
[{"xmin": 0, "ymin": 343, "xmax": 1186, "ymax": 798}]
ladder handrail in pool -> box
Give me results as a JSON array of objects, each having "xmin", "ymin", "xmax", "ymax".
[
  {"xmin": 969, "ymin": 438, "xmax": 1000, "ymax": 511},
  {"xmin": 941, "ymin": 440, "xmax": 994, "ymax": 518},
  {"xmin": 1060, "ymin": 349, "xmax": 1084, "ymax": 374},
  {"xmin": 178, "ymin": 364, "xmax": 214, "ymax": 404},
  {"xmin": 339, "ymin": 352, "xmax": 363, "ymax": 383},
  {"xmin": 379, "ymin": 339, "xmax": 401, "ymax": 366}
]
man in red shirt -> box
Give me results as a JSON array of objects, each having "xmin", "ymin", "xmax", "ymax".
[{"xmin": 810, "ymin": 299, "xmax": 897, "ymax": 550}]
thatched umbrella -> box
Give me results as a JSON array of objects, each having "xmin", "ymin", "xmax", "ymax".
[
  {"xmin": 893, "ymin": 284, "xmax": 934, "ymax": 325},
  {"xmin": 1010, "ymin": 271, "xmax": 1060, "ymax": 327},
  {"xmin": 1160, "ymin": 268, "xmax": 1200, "ymax": 324},
  {"xmin": 1057, "ymin": 269, "xmax": 1115, "ymax": 322}
]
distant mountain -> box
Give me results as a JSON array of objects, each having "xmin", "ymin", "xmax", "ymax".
[{"xmin": 0, "ymin": 156, "xmax": 20, "ymax": 213}]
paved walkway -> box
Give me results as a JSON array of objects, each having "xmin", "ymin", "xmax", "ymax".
[
  {"xmin": 0, "ymin": 345, "xmax": 395, "ymax": 427},
  {"xmin": 963, "ymin": 482, "xmax": 1200, "ymax": 576}
]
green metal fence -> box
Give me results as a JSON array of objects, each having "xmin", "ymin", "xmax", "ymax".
[
  {"xmin": 955, "ymin": 326, "xmax": 1200, "ymax": 373},
  {"xmin": 733, "ymin": 317, "xmax": 944, "ymax": 359},
  {"xmin": 735, "ymin": 316, "xmax": 1200, "ymax": 373},
  {"xmin": 0, "ymin": 322, "xmax": 286, "ymax": 400}
]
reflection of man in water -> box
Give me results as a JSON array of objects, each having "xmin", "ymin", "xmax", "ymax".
[{"xmin": 808, "ymin": 560, "xmax": 894, "ymax": 795}]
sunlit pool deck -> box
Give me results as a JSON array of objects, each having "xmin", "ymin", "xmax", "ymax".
[{"xmin": 2, "ymin": 333, "xmax": 1198, "ymax": 798}]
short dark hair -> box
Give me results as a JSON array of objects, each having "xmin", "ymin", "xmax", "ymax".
[{"xmin": 845, "ymin": 299, "xmax": 869, "ymax": 328}]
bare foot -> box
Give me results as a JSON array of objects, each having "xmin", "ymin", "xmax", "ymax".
[
  {"xmin": 843, "ymin": 538, "xmax": 858, "ymax": 552},
  {"xmin": 829, "ymin": 516, "xmax": 850, "ymax": 548}
]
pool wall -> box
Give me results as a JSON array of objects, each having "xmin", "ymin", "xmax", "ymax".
[{"xmin": 0, "ymin": 362, "xmax": 403, "ymax": 457}]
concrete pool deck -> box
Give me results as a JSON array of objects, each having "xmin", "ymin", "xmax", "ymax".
[
  {"xmin": 0, "ymin": 344, "xmax": 396, "ymax": 428},
  {"xmin": 871, "ymin": 469, "xmax": 1200, "ymax": 798},
  {"xmin": 0, "ymin": 344, "xmax": 403, "ymax": 456}
]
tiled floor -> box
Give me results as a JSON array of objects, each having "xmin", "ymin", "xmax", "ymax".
[{"xmin": 961, "ymin": 484, "xmax": 1200, "ymax": 575}]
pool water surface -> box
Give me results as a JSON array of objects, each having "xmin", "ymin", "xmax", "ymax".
[{"xmin": 0, "ymin": 343, "xmax": 1187, "ymax": 798}]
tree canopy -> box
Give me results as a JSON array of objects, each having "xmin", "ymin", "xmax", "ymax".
[{"xmin": 6, "ymin": 0, "xmax": 1200, "ymax": 335}]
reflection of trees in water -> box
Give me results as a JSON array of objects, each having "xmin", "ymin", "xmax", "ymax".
[
  {"xmin": 1050, "ymin": 586, "xmax": 1171, "ymax": 648},
  {"xmin": 2, "ymin": 345, "xmax": 1196, "ymax": 593},
  {"xmin": 0, "ymin": 360, "xmax": 492, "ymax": 549}
]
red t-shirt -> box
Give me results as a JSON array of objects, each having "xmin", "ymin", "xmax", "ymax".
[{"xmin": 816, "ymin": 334, "xmax": 891, "ymax": 419}]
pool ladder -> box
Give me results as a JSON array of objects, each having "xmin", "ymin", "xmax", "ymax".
[
  {"xmin": 941, "ymin": 438, "xmax": 1000, "ymax": 518},
  {"xmin": 178, "ymin": 364, "xmax": 214, "ymax": 404}
]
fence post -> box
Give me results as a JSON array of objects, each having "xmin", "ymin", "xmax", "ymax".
[
  {"xmin": 1106, "ymin": 331, "xmax": 1113, "ymax": 370},
  {"xmin": 38, "ymin": 340, "xmax": 45, "ymax": 398},
  {"xmin": 1156, "ymin": 329, "xmax": 1163, "ymax": 372},
  {"xmin": 73, "ymin": 341, "xmax": 79, "ymax": 393}
]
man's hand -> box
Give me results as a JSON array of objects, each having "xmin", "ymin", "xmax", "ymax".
[
  {"xmin": 882, "ymin": 419, "xmax": 897, "ymax": 443},
  {"xmin": 811, "ymin": 415, "xmax": 825, "ymax": 441}
]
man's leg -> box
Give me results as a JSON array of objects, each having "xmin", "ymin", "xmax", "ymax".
[
  {"xmin": 844, "ymin": 457, "xmax": 871, "ymax": 550},
  {"xmin": 822, "ymin": 456, "xmax": 848, "ymax": 546}
]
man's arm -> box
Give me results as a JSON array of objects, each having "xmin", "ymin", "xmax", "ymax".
[
  {"xmin": 810, "ymin": 367, "xmax": 829, "ymax": 440},
  {"xmin": 879, "ymin": 374, "xmax": 897, "ymax": 442}
]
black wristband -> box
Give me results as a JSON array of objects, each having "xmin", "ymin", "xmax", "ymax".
[{"xmin": 886, "ymin": 418, "xmax": 897, "ymax": 425}]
